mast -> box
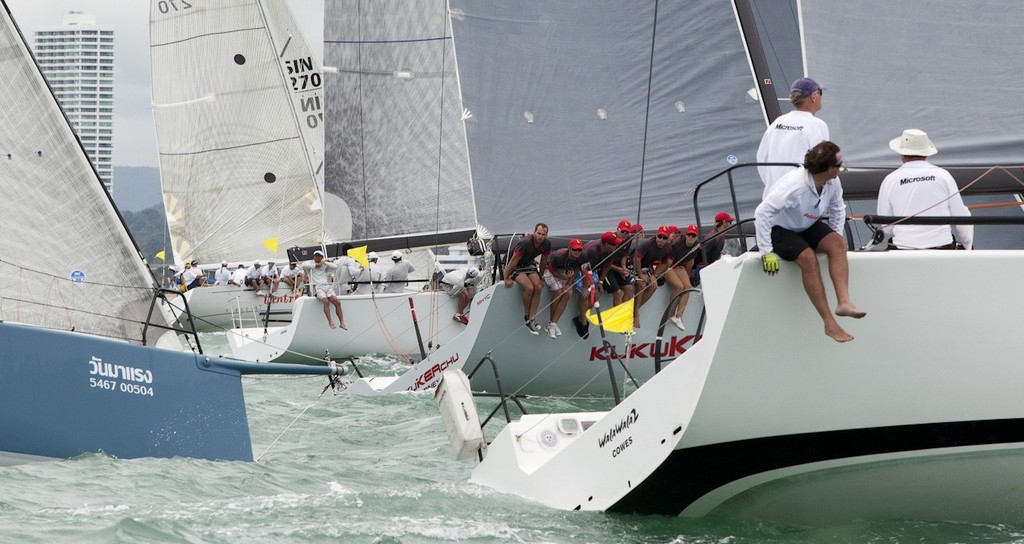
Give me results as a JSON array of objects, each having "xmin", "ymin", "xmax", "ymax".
[{"xmin": 732, "ymin": 0, "xmax": 782, "ymax": 124}]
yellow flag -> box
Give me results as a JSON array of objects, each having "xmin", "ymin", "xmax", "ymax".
[
  {"xmin": 263, "ymin": 236, "xmax": 279, "ymax": 254},
  {"xmin": 347, "ymin": 245, "xmax": 370, "ymax": 269},
  {"xmin": 586, "ymin": 299, "xmax": 635, "ymax": 334},
  {"xmin": 155, "ymin": 250, "xmax": 166, "ymax": 261}
]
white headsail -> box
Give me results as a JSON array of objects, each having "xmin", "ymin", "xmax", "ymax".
[
  {"xmin": 0, "ymin": 6, "xmax": 168, "ymax": 345},
  {"xmin": 150, "ymin": 0, "xmax": 331, "ymax": 265}
]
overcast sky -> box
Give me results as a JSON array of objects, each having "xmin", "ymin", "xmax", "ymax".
[{"xmin": 6, "ymin": 0, "xmax": 324, "ymax": 169}]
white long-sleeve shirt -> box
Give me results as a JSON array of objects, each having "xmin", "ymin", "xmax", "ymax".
[
  {"xmin": 877, "ymin": 160, "xmax": 973, "ymax": 249},
  {"xmin": 755, "ymin": 167, "xmax": 846, "ymax": 255},
  {"xmin": 756, "ymin": 110, "xmax": 830, "ymax": 200}
]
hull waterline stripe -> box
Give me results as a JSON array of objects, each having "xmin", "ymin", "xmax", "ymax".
[{"xmin": 609, "ymin": 417, "xmax": 1024, "ymax": 515}]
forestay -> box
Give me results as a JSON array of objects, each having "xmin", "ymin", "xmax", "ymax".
[
  {"xmin": 0, "ymin": 7, "xmax": 167, "ymax": 344},
  {"xmin": 150, "ymin": 0, "xmax": 329, "ymax": 265},
  {"xmin": 323, "ymin": 0, "xmax": 477, "ymax": 242}
]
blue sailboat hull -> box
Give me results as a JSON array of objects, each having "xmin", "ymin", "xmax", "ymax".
[{"xmin": 1, "ymin": 321, "xmax": 254, "ymax": 464}]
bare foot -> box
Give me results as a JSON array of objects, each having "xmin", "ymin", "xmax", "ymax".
[
  {"xmin": 825, "ymin": 322, "xmax": 854, "ymax": 343},
  {"xmin": 339, "ymin": 322, "xmax": 347, "ymax": 330},
  {"xmin": 328, "ymin": 322, "xmax": 337, "ymax": 329},
  {"xmin": 835, "ymin": 303, "xmax": 866, "ymax": 319}
]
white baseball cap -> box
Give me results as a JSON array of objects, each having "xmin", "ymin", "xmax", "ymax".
[
  {"xmin": 391, "ymin": 251, "xmax": 403, "ymax": 260},
  {"xmin": 368, "ymin": 251, "xmax": 379, "ymax": 261}
]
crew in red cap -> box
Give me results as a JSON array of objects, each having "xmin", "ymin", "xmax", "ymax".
[
  {"xmin": 571, "ymin": 232, "xmax": 621, "ymax": 338},
  {"xmin": 664, "ymin": 225, "xmax": 701, "ymax": 330},
  {"xmin": 631, "ymin": 225, "xmax": 674, "ymax": 327},
  {"xmin": 698, "ymin": 211, "xmax": 736, "ymax": 268},
  {"xmin": 540, "ymin": 238, "xmax": 586, "ymax": 338}
]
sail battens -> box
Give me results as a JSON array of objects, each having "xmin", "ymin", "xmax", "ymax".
[
  {"xmin": 325, "ymin": 36, "xmax": 451, "ymax": 45},
  {"xmin": 150, "ymin": 0, "xmax": 330, "ymax": 263},
  {"xmin": 157, "ymin": 135, "xmax": 300, "ymax": 157},
  {"xmin": 149, "ymin": 26, "xmax": 265, "ymax": 49},
  {"xmin": 324, "ymin": 0, "xmax": 476, "ymax": 241}
]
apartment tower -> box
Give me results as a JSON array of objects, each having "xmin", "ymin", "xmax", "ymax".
[{"xmin": 33, "ymin": 11, "xmax": 115, "ymax": 192}]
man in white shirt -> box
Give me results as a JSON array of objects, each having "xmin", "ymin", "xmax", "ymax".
[
  {"xmin": 876, "ymin": 129, "xmax": 973, "ymax": 250},
  {"xmin": 441, "ymin": 266, "xmax": 482, "ymax": 325},
  {"xmin": 260, "ymin": 261, "xmax": 281, "ymax": 295},
  {"xmin": 302, "ymin": 250, "xmax": 345, "ymax": 329},
  {"xmin": 280, "ymin": 262, "xmax": 304, "ymax": 294},
  {"xmin": 180, "ymin": 263, "xmax": 204, "ymax": 291},
  {"xmin": 755, "ymin": 140, "xmax": 865, "ymax": 343},
  {"xmin": 229, "ymin": 264, "xmax": 247, "ymax": 287},
  {"xmin": 213, "ymin": 261, "xmax": 231, "ymax": 286},
  {"xmin": 382, "ymin": 251, "xmax": 416, "ymax": 293},
  {"xmin": 245, "ymin": 261, "xmax": 264, "ymax": 293},
  {"xmin": 353, "ymin": 251, "xmax": 384, "ymax": 295},
  {"xmin": 756, "ymin": 77, "xmax": 831, "ymax": 200}
]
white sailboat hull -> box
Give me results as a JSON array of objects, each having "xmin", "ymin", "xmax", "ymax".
[
  {"xmin": 168, "ymin": 286, "xmax": 300, "ymax": 331},
  {"xmin": 227, "ymin": 290, "xmax": 462, "ymax": 364},
  {"xmin": 471, "ymin": 250, "xmax": 1024, "ymax": 524},
  {"xmin": 344, "ymin": 281, "xmax": 704, "ymax": 397}
]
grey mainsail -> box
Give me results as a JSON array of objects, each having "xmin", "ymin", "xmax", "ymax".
[
  {"xmin": 800, "ymin": 0, "xmax": 1024, "ymax": 168},
  {"xmin": 448, "ymin": 1, "xmax": 766, "ymax": 233},
  {"xmin": 324, "ymin": 0, "xmax": 477, "ymax": 242}
]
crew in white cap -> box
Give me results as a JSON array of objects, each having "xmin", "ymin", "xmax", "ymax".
[
  {"xmin": 382, "ymin": 250, "xmax": 416, "ymax": 293},
  {"xmin": 213, "ymin": 261, "xmax": 231, "ymax": 286},
  {"xmin": 302, "ymin": 250, "xmax": 346, "ymax": 329},
  {"xmin": 876, "ymin": 129, "xmax": 973, "ymax": 250},
  {"xmin": 441, "ymin": 266, "xmax": 482, "ymax": 325},
  {"xmin": 756, "ymin": 77, "xmax": 831, "ymax": 200}
]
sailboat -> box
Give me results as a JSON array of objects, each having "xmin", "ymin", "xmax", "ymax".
[
  {"xmin": 149, "ymin": 0, "xmax": 342, "ymax": 330},
  {"xmin": 0, "ymin": 1, "xmax": 342, "ymax": 465},
  {"xmin": 452, "ymin": 0, "xmax": 1024, "ymax": 524},
  {"xmin": 294, "ymin": 0, "xmax": 765, "ymax": 395},
  {"xmin": 226, "ymin": 0, "xmax": 482, "ymax": 365}
]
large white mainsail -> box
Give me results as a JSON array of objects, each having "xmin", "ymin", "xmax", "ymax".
[
  {"xmin": 0, "ymin": 5, "xmax": 168, "ymax": 345},
  {"xmin": 150, "ymin": 0, "xmax": 333, "ymax": 266},
  {"xmin": 324, "ymin": 0, "xmax": 477, "ymax": 242}
]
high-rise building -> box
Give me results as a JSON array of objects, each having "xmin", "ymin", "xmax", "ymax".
[{"xmin": 33, "ymin": 11, "xmax": 115, "ymax": 193}]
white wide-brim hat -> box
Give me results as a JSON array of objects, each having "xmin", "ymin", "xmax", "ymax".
[{"xmin": 889, "ymin": 129, "xmax": 937, "ymax": 157}]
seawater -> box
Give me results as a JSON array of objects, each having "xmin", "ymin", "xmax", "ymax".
[{"xmin": 3, "ymin": 351, "xmax": 1024, "ymax": 543}]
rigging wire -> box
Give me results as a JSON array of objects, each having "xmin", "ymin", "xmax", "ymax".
[{"xmin": 634, "ymin": 0, "xmax": 661, "ymax": 225}]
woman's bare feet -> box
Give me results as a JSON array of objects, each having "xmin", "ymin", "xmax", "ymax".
[
  {"xmin": 328, "ymin": 321, "xmax": 337, "ymax": 330},
  {"xmin": 835, "ymin": 303, "xmax": 866, "ymax": 319}
]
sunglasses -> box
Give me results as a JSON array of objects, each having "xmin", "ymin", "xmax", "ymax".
[
  {"xmin": 656, "ymin": 235, "xmax": 669, "ymax": 240},
  {"xmin": 834, "ymin": 161, "xmax": 843, "ymax": 169},
  {"xmin": 685, "ymin": 233, "xmax": 697, "ymax": 238}
]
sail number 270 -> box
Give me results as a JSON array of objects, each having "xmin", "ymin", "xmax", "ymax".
[{"xmin": 157, "ymin": 0, "xmax": 193, "ymax": 14}]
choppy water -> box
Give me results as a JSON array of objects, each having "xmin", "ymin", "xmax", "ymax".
[{"xmin": 3, "ymin": 349, "xmax": 1024, "ymax": 543}]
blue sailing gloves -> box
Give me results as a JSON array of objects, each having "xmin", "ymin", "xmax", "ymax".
[{"xmin": 761, "ymin": 252, "xmax": 780, "ymax": 276}]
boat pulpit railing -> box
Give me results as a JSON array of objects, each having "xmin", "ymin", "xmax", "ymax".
[
  {"xmin": 691, "ymin": 161, "xmax": 798, "ymax": 256},
  {"xmin": 465, "ymin": 352, "xmax": 529, "ymax": 427},
  {"xmin": 146, "ymin": 287, "xmax": 203, "ymax": 353}
]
